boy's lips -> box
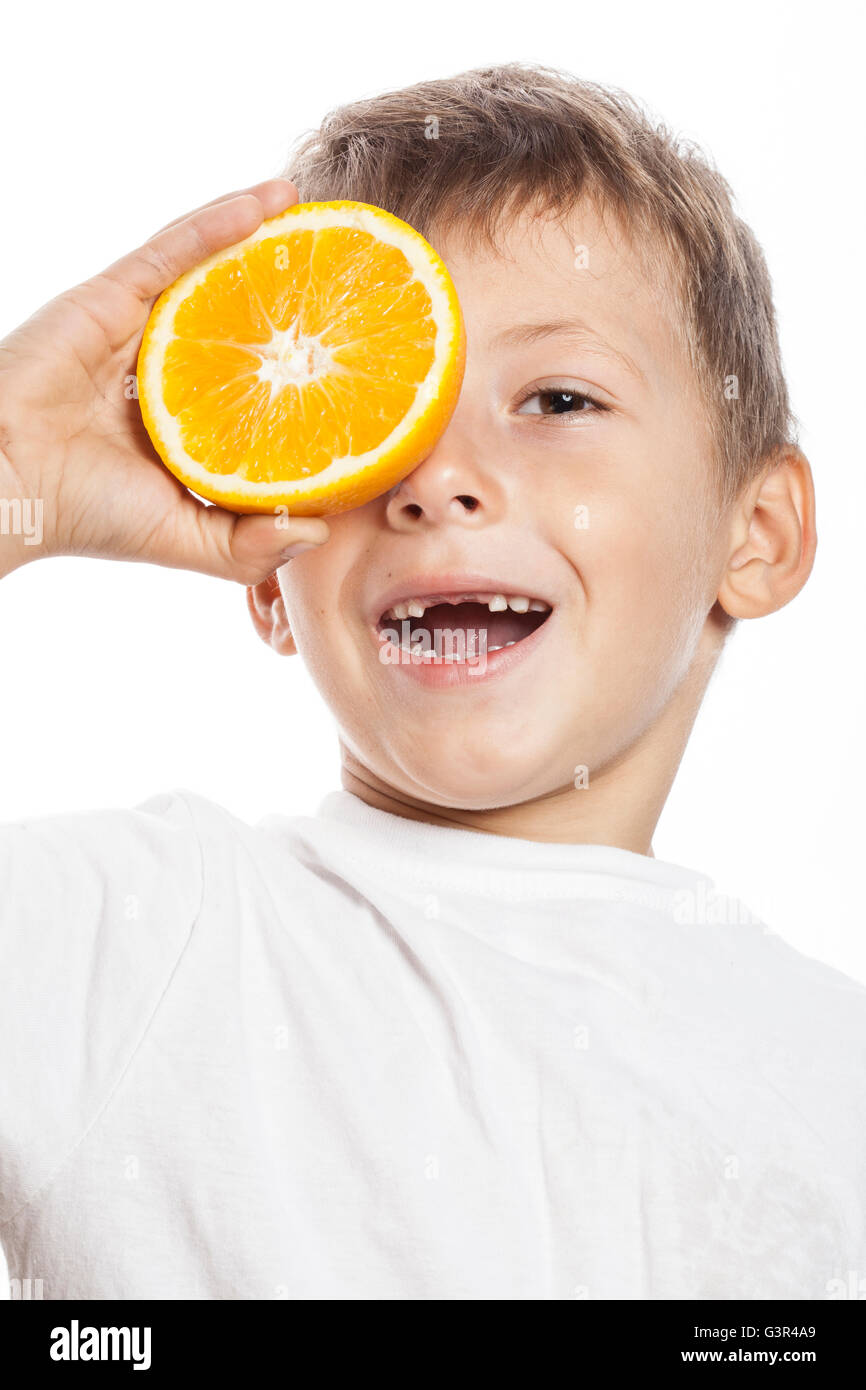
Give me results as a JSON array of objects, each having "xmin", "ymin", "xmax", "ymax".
[{"xmin": 367, "ymin": 571, "xmax": 556, "ymax": 688}]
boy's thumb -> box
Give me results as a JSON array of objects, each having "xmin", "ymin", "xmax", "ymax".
[{"xmin": 179, "ymin": 505, "xmax": 330, "ymax": 585}]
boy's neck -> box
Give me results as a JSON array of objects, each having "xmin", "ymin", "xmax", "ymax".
[{"xmin": 339, "ymin": 758, "xmax": 667, "ymax": 854}]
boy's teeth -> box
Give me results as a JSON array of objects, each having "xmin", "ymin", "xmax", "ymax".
[{"xmin": 382, "ymin": 592, "xmax": 549, "ymax": 620}]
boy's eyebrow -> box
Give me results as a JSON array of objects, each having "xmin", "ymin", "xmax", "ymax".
[{"xmin": 491, "ymin": 318, "xmax": 647, "ymax": 385}]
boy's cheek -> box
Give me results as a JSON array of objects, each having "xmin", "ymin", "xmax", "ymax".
[{"xmin": 278, "ymin": 532, "xmax": 355, "ymax": 630}]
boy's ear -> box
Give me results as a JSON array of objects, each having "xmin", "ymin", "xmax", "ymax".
[
  {"xmin": 246, "ymin": 571, "xmax": 298, "ymax": 656},
  {"xmin": 717, "ymin": 447, "xmax": 817, "ymax": 620}
]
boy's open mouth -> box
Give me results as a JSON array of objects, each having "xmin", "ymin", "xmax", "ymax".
[{"xmin": 376, "ymin": 591, "xmax": 553, "ymax": 655}]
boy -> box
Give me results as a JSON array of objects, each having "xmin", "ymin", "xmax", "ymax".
[{"xmin": 1, "ymin": 62, "xmax": 863, "ymax": 1301}]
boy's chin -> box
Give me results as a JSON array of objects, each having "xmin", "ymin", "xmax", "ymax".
[{"xmin": 388, "ymin": 747, "xmax": 568, "ymax": 814}]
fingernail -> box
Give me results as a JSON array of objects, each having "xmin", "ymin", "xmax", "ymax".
[{"xmin": 280, "ymin": 542, "xmax": 318, "ymax": 561}]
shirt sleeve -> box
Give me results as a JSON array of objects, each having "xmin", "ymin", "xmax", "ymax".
[{"xmin": 0, "ymin": 791, "xmax": 202, "ymax": 1227}]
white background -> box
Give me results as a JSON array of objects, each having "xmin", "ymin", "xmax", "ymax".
[{"xmin": 1, "ymin": 0, "xmax": 863, "ymax": 980}]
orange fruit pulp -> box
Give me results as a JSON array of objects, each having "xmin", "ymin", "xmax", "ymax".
[{"xmin": 137, "ymin": 200, "xmax": 465, "ymax": 515}]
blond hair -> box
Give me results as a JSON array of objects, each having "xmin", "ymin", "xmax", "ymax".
[{"xmin": 285, "ymin": 62, "xmax": 798, "ymax": 507}]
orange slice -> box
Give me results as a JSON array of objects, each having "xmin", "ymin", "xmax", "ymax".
[{"xmin": 137, "ymin": 200, "xmax": 465, "ymax": 515}]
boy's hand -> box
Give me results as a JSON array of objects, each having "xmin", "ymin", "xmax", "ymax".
[{"xmin": 0, "ymin": 179, "xmax": 329, "ymax": 582}]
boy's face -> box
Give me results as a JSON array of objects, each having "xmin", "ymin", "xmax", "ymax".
[{"xmin": 270, "ymin": 199, "xmax": 732, "ymax": 812}]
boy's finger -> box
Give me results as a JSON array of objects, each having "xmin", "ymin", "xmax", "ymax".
[
  {"xmin": 149, "ymin": 504, "xmax": 330, "ymax": 585},
  {"xmin": 226, "ymin": 512, "xmax": 331, "ymax": 582},
  {"xmin": 152, "ymin": 177, "xmax": 299, "ymax": 236},
  {"xmin": 103, "ymin": 183, "xmax": 298, "ymax": 303}
]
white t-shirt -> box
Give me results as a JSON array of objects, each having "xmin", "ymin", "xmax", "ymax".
[{"xmin": 0, "ymin": 786, "xmax": 864, "ymax": 1301}]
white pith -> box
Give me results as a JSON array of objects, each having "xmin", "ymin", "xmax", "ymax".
[
  {"xmin": 255, "ymin": 327, "xmax": 337, "ymax": 400},
  {"xmin": 140, "ymin": 204, "xmax": 460, "ymax": 501}
]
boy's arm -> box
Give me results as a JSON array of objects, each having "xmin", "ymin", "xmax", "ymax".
[{"xmin": 0, "ymin": 176, "xmax": 328, "ymax": 585}]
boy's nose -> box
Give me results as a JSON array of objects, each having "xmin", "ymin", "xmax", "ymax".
[{"xmin": 384, "ymin": 449, "xmax": 506, "ymax": 531}]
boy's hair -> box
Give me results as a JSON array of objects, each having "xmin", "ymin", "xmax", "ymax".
[{"xmin": 285, "ymin": 62, "xmax": 798, "ymax": 511}]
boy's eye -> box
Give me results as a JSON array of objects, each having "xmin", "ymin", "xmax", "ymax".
[{"xmin": 515, "ymin": 386, "xmax": 607, "ymax": 417}]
